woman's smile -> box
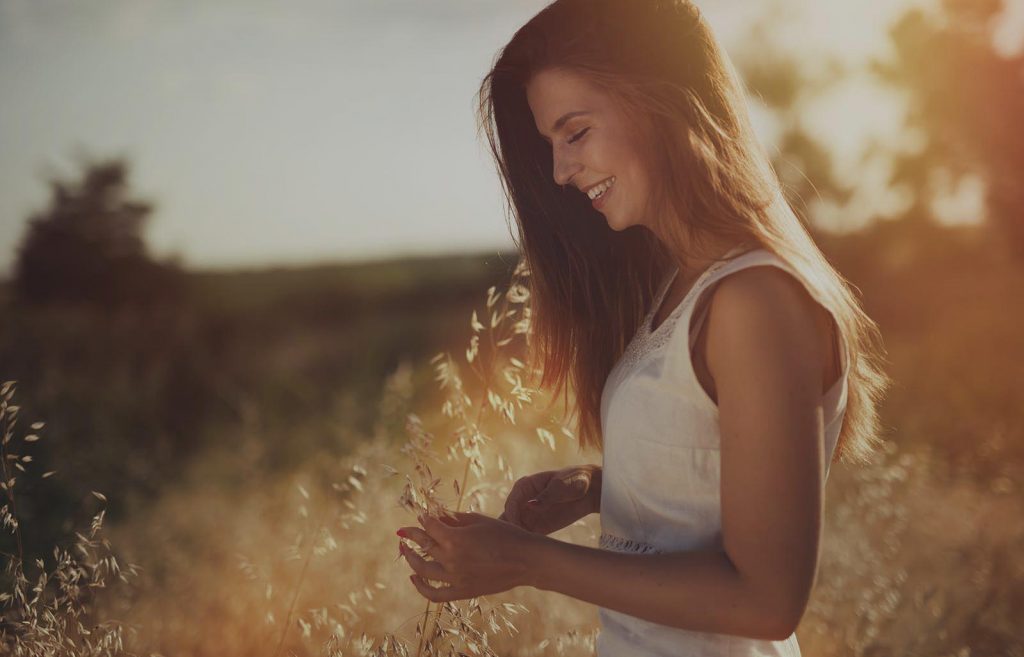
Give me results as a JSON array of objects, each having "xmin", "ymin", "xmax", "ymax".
[{"xmin": 588, "ymin": 176, "xmax": 616, "ymax": 210}]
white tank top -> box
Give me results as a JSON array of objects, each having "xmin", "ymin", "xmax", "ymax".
[{"xmin": 596, "ymin": 246, "xmax": 850, "ymax": 657}]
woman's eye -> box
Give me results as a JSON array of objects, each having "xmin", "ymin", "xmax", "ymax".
[{"xmin": 568, "ymin": 128, "xmax": 590, "ymax": 144}]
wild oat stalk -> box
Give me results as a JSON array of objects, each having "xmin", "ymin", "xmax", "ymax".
[
  {"xmin": 250, "ymin": 365, "xmax": 412, "ymax": 657},
  {"xmin": 298, "ymin": 256, "xmax": 565, "ymax": 656},
  {"xmin": 0, "ymin": 380, "xmax": 140, "ymax": 656},
  {"xmin": 267, "ymin": 462, "xmax": 370, "ymax": 657},
  {"xmin": 386, "ymin": 256, "xmax": 551, "ymax": 657}
]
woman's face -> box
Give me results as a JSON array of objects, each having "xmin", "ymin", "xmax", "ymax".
[{"xmin": 526, "ymin": 68, "xmax": 654, "ymax": 232}]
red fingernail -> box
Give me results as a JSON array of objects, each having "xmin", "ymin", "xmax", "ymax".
[{"xmin": 396, "ymin": 529, "xmax": 406, "ymax": 537}]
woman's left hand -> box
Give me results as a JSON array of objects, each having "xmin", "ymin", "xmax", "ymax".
[{"xmin": 397, "ymin": 511, "xmax": 540, "ymax": 602}]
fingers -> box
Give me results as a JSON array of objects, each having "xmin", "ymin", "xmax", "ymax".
[
  {"xmin": 419, "ymin": 513, "xmax": 456, "ymax": 545},
  {"xmin": 437, "ymin": 510, "xmax": 482, "ymax": 527},
  {"xmin": 502, "ymin": 489, "xmax": 522, "ymax": 527},
  {"xmin": 397, "ymin": 526, "xmax": 437, "ymax": 555},
  {"xmin": 503, "ymin": 475, "xmax": 547, "ymax": 527},
  {"xmin": 504, "ymin": 480, "xmax": 556, "ymax": 532},
  {"xmin": 562, "ymin": 469, "xmax": 592, "ymax": 497},
  {"xmin": 405, "ymin": 514, "xmax": 461, "ymax": 601},
  {"xmin": 535, "ymin": 478, "xmax": 574, "ymax": 505},
  {"xmin": 399, "ymin": 542, "xmax": 452, "ymax": 583},
  {"xmin": 527, "ymin": 484, "xmax": 562, "ymax": 512},
  {"xmin": 418, "ymin": 514, "xmax": 448, "ymax": 542},
  {"xmin": 409, "ymin": 574, "xmax": 466, "ymax": 603},
  {"xmin": 406, "ymin": 511, "xmax": 486, "ymax": 554},
  {"xmin": 498, "ymin": 510, "xmax": 524, "ymax": 528},
  {"xmin": 502, "ymin": 468, "xmax": 588, "ymax": 532},
  {"xmin": 499, "ymin": 469, "xmax": 591, "ymax": 536},
  {"xmin": 535, "ymin": 469, "xmax": 589, "ymax": 505}
]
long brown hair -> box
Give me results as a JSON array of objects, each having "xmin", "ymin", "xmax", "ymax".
[{"xmin": 475, "ymin": 0, "xmax": 891, "ymax": 464}]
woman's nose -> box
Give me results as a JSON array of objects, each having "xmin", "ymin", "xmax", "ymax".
[{"xmin": 552, "ymin": 148, "xmax": 581, "ymax": 188}]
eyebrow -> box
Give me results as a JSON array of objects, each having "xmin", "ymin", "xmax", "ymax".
[{"xmin": 540, "ymin": 110, "xmax": 591, "ymax": 141}]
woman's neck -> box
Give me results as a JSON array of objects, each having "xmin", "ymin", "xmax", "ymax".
[{"xmin": 669, "ymin": 239, "xmax": 746, "ymax": 281}]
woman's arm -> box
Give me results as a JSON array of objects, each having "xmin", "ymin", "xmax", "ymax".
[
  {"xmin": 400, "ymin": 266, "xmax": 831, "ymax": 640},
  {"xmin": 526, "ymin": 267, "xmax": 832, "ymax": 639},
  {"xmin": 524, "ymin": 538, "xmax": 792, "ymax": 640}
]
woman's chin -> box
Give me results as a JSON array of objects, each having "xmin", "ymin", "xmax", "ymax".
[{"xmin": 602, "ymin": 212, "xmax": 628, "ymax": 232}]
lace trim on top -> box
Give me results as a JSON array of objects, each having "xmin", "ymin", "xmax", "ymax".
[
  {"xmin": 615, "ymin": 249, "xmax": 741, "ymax": 374},
  {"xmin": 599, "ymin": 531, "xmax": 661, "ymax": 554}
]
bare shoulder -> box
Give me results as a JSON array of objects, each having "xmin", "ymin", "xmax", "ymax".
[
  {"xmin": 703, "ymin": 265, "xmax": 835, "ymax": 389},
  {"xmin": 711, "ymin": 265, "xmax": 824, "ymax": 326}
]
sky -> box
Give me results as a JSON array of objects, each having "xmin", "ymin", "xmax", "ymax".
[{"xmin": 1, "ymin": 0, "xmax": 1013, "ymax": 276}]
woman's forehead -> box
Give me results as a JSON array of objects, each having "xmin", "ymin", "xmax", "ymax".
[
  {"xmin": 527, "ymin": 70, "xmax": 606, "ymax": 134},
  {"xmin": 527, "ymin": 69, "xmax": 603, "ymax": 106}
]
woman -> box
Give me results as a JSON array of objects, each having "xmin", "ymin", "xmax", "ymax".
[{"xmin": 395, "ymin": 0, "xmax": 890, "ymax": 654}]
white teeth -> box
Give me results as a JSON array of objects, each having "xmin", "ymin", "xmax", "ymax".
[{"xmin": 587, "ymin": 177, "xmax": 616, "ymax": 200}]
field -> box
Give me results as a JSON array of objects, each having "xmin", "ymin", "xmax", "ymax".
[{"xmin": 1, "ymin": 220, "xmax": 1022, "ymax": 656}]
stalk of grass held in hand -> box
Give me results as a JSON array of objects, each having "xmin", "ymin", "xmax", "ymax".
[{"xmin": 392, "ymin": 257, "xmax": 547, "ymax": 657}]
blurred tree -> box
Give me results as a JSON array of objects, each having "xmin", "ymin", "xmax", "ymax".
[
  {"xmin": 870, "ymin": 0, "xmax": 1024, "ymax": 256},
  {"xmin": 13, "ymin": 156, "xmax": 185, "ymax": 309},
  {"xmin": 732, "ymin": 3, "xmax": 853, "ymax": 234}
]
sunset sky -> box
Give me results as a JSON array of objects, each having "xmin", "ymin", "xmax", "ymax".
[{"xmin": 2, "ymin": 0, "xmax": 1017, "ymax": 276}]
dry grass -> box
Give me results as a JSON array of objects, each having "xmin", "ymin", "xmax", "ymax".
[
  {"xmin": 78, "ymin": 255, "xmax": 602, "ymax": 656},
  {"xmin": 802, "ymin": 443, "xmax": 1023, "ymax": 656},
  {"xmin": 0, "ymin": 380, "xmax": 141, "ymax": 655},
  {"xmin": 3, "ymin": 249, "xmax": 1023, "ymax": 656}
]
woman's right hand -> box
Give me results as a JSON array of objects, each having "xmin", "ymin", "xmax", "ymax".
[{"xmin": 498, "ymin": 464, "xmax": 601, "ymax": 535}]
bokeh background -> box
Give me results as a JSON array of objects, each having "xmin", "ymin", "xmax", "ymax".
[{"xmin": 1, "ymin": 0, "xmax": 1022, "ymax": 655}]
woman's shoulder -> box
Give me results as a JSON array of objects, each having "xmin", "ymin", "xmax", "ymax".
[
  {"xmin": 710, "ymin": 264, "xmax": 828, "ymax": 331},
  {"xmin": 701, "ymin": 259, "xmax": 842, "ymax": 392},
  {"xmin": 706, "ymin": 247, "xmax": 823, "ymax": 315}
]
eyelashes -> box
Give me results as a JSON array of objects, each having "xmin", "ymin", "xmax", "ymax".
[
  {"xmin": 541, "ymin": 127, "xmax": 589, "ymax": 148},
  {"xmin": 568, "ymin": 128, "xmax": 590, "ymax": 144}
]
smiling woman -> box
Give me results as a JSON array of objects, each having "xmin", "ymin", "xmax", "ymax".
[
  {"xmin": 396, "ymin": 1, "xmax": 891, "ymax": 655},
  {"xmin": 527, "ymin": 68, "xmax": 652, "ymax": 228}
]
